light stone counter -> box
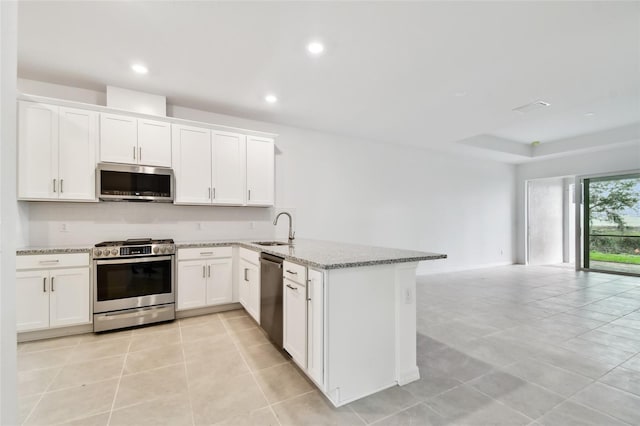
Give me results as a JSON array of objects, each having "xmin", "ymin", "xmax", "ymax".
[{"xmin": 17, "ymin": 246, "xmax": 92, "ymax": 255}]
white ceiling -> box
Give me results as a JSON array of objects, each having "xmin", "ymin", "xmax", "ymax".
[{"xmin": 17, "ymin": 1, "xmax": 640, "ymax": 163}]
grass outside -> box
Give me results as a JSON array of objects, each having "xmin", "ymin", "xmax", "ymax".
[{"xmin": 590, "ymin": 251, "xmax": 640, "ymax": 265}]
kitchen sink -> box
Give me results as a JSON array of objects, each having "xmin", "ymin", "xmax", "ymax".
[{"xmin": 252, "ymin": 241, "xmax": 292, "ymax": 246}]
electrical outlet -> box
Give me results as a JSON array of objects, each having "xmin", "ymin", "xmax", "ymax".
[
  {"xmin": 196, "ymin": 222, "xmax": 202, "ymax": 231},
  {"xmin": 404, "ymin": 288, "xmax": 412, "ymax": 304},
  {"xmin": 60, "ymin": 223, "xmax": 68, "ymax": 232},
  {"xmin": 249, "ymin": 221, "xmax": 255, "ymax": 230}
]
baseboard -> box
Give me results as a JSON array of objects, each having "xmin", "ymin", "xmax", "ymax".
[
  {"xmin": 397, "ymin": 366, "xmax": 420, "ymax": 385},
  {"xmin": 175, "ymin": 302, "xmax": 243, "ymax": 319}
]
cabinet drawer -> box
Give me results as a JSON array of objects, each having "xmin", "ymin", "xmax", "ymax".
[
  {"xmin": 16, "ymin": 253, "xmax": 90, "ymax": 270},
  {"xmin": 239, "ymin": 247, "xmax": 260, "ymax": 265},
  {"xmin": 283, "ymin": 261, "xmax": 307, "ymax": 285},
  {"xmin": 178, "ymin": 246, "xmax": 232, "ymax": 261}
]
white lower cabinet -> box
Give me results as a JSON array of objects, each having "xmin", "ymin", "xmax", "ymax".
[
  {"xmin": 16, "ymin": 254, "xmax": 90, "ymax": 333},
  {"xmin": 306, "ymin": 268, "xmax": 325, "ymax": 387},
  {"xmin": 238, "ymin": 249, "xmax": 260, "ymax": 323},
  {"xmin": 176, "ymin": 247, "xmax": 232, "ymax": 310},
  {"xmin": 284, "ymin": 277, "xmax": 307, "ymax": 369}
]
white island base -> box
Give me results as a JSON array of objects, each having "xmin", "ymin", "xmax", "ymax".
[{"xmin": 314, "ymin": 261, "xmax": 420, "ymax": 407}]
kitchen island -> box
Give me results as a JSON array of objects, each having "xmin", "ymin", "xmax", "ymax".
[{"xmin": 179, "ymin": 239, "xmax": 446, "ymax": 407}]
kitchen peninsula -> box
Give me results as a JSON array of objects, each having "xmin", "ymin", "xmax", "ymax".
[{"xmin": 17, "ymin": 238, "xmax": 445, "ymax": 407}]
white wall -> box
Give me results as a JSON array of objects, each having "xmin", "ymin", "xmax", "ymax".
[
  {"xmin": 18, "ymin": 79, "xmax": 516, "ymax": 274},
  {"xmin": 515, "ymin": 142, "xmax": 640, "ymax": 263},
  {"xmin": 1, "ymin": 2, "xmax": 18, "ymax": 423}
]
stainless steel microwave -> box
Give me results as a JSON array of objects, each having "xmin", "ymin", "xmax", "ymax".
[{"xmin": 97, "ymin": 163, "xmax": 174, "ymax": 202}]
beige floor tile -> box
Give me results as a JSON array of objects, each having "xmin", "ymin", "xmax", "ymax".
[
  {"xmin": 49, "ymin": 355, "xmax": 125, "ymax": 391},
  {"xmin": 114, "ymin": 364, "xmax": 188, "ymax": 409},
  {"xmin": 18, "ymin": 335, "xmax": 82, "ymax": 353},
  {"xmin": 254, "ymin": 362, "xmax": 313, "ymax": 404},
  {"xmin": 186, "ymin": 348, "xmax": 249, "ymax": 384},
  {"xmin": 215, "ymin": 407, "xmax": 279, "ymax": 426},
  {"xmin": 17, "ymin": 347, "xmax": 73, "ymax": 372},
  {"xmin": 131, "ymin": 320, "xmax": 179, "ymax": 336},
  {"xmin": 240, "ymin": 342, "xmax": 288, "ymax": 371},
  {"xmin": 58, "ymin": 411, "xmax": 110, "ymax": 426},
  {"xmin": 68, "ymin": 337, "xmax": 131, "ymax": 363},
  {"xmin": 348, "ymin": 386, "xmax": 418, "ymax": 424},
  {"xmin": 272, "ymin": 391, "xmax": 364, "ymax": 426},
  {"xmin": 219, "ymin": 309, "xmax": 250, "ymax": 320},
  {"xmin": 190, "ymin": 373, "xmax": 268, "ymax": 425},
  {"xmin": 24, "ymin": 378, "xmax": 118, "ymax": 425},
  {"xmin": 179, "ymin": 313, "xmax": 222, "ymax": 327},
  {"xmin": 18, "ymin": 367, "xmax": 60, "ymax": 397},
  {"xmin": 19, "ymin": 394, "xmax": 41, "ymax": 425},
  {"xmin": 224, "ymin": 316, "xmax": 259, "ymax": 333},
  {"xmin": 129, "ymin": 328, "xmax": 181, "ymax": 352},
  {"xmin": 109, "ymin": 394, "xmax": 192, "ymax": 426},
  {"xmin": 229, "ymin": 327, "xmax": 270, "ymax": 349},
  {"xmin": 78, "ymin": 329, "xmax": 132, "ymax": 343},
  {"xmin": 182, "ymin": 333, "xmax": 237, "ymax": 363},
  {"xmin": 180, "ymin": 320, "xmax": 228, "ymax": 342},
  {"xmin": 123, "ymin": 343, "xmax": 184, "ymax": 375}
]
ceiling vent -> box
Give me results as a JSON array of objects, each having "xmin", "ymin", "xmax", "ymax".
[{"xmin": 512, "ymin": 100, "xmax": 551, "ymax": 114}]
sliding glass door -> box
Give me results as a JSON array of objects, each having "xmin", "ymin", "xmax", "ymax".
[{"xmin": 582, "ymin": 173, "xmax": 640, "ymax": 275}]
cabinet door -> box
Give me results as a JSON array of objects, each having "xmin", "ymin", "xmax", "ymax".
[
  {"xmin": 100, "ymin": 113, "xmax": 137, "ymax": 164},
  {"xmin": 205, "ymin": 258, "xmax": 233, "ymax": 305},
  {"xmin": 16, "ymin": 270, "xmax": 50, "ymax": 332},
  {"xmin": 246, "ymin": 136, "xmax": 274, "ymax": 206},
  {"xmin": 284, "ymin": 279, "xmax": 307, "ymax": 368},
  {"xmin": 138, "ymin": 118, "xmax": 172, "ymax": 167},
  {"xmin": 177, "ymin": 260, "xmax": 207, "ymax": 310},
  {"xmin": 212, "ymin": 131, "xmax": 246, "ymax": 205},
  {"xmin": 18, "ymin": 101, "xmax": 59, "ymax": 200},
  {"xmin": 49, "ymin": 268, "xmax": 90, "ymax": 328},
  {"xmin": 58, "ymin": 107, "xmax": 98, "ymax": 201},
  {"xmin": 172, "ymin": 125, "xmax": 212, "ymax": 204},
  {"xmin": 239, "ymin": 259, "xmax": 260, "ymax": 323},
  {"xmin": 307, "ymin": 269, "xmax": 324, "ymax": 387}
]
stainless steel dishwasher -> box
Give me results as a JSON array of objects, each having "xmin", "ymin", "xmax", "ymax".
[{"xmin": 260, "ymin": 252, "xmax": 284, "ymax": 347}]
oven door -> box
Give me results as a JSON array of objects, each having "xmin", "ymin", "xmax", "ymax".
[{"xmin": 94, "ymin": 255, "xmax": 174, "ymax": 313}]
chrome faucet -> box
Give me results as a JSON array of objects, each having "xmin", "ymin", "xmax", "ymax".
[{"xmin": 274, "ymin": 211, "xmax": 295, "ymax": 243}]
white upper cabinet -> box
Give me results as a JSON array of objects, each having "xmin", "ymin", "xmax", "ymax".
[
  {"xmin": 212, "ymin": 131, "xmax": 246, "ymax": 205},
  {"xmin": 18, "ymin": 101, "xmax": 97, "ymax": 201},
  {"xmin": 172, "ymin": 124, "xmax": 212, "ymax": 204},
  {"xmin": 58, "ymin": 107, "xmax": 98, "ymax": 200},
  {"xmin": 137, "ymin": 118, "xmax": 172, "ymax": 167},
  {"xmin": 246, "ymin": 136, "xmax": 274, "ymax": 206},
  {"xmin": 100, "ymin": 113, "xmax": 171, "ymax": 167}
]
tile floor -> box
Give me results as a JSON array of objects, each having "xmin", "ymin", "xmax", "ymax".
[{"xmin": 17, "ymin": 264, "xmax": 640, "ymax": 425}]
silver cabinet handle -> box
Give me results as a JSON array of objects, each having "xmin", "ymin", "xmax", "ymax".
[
  {"xmin": 139, "ymin": 147, "xmax": 142, "ymax": 161},
  {"xmin": 307, "ymin": 279, "xmax": 312, "ymax": 301},
  {"xmin": 53, "ymin": 179, "xmax": 57, "ymax": 193},
  {"xmin": 133, "ymin": 146, "xmax": 136, "ymax": 160},
  {"xmin": 200, "ymin": 252, "xmax": 213, "ymax": 256},
  {"xmin": 202, "ymin": 265, "xmax": 205, "ymax": 278},
  {"xmin": 248, "ymin": 189, "xmax": 251, "ymax": 201},
  {"xmin": 51, "ymin": 276, "xmax": 55, "ymax": 292},
  {"xmin": 244, "ymin": 268, "xmax": 249, "ymax": 282},
  {"xmin": 208, "ymin": 265, "xmax": 211, "ymax": 277},
  {"xmin": 39, "ymin": 260, "xmax": 59, "ymax": 264},
  {"xmin": 60, "ymin": 179, "xmax": 63, "ymax": 193},
  {"xmin": 43, "ymin": 277, "xmax": 47, "ymax": 292},
  {"xmin": 212, "ymin": 187, "xmax": 216, "ymax": 199},
  {"xmin": 208, "ymin": 188, "xmax": 211, "ymax": 199},
  {"xmin": 285, "ymin": 270, "xmax": 298, "ymax": 275},
  {"xmin": 286, "ymin": 284, "xmax": 298, "ymax": 291}
]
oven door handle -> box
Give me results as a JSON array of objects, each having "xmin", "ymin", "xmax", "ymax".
[
  {"xmin": 98, "ymin": 305, "xmax": 174, "ymax": 320},
  {"xmin": 94, "ymin": 255, "xmax": 173, "ymax": 265}
]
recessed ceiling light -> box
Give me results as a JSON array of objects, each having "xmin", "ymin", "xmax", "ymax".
[
  {"xmin": 584, "ymin": 112, "xmax": 596, "ymax": 117},
  {"xmin": 131, "ymin": 63, "xmax": 148, "ymax": 74},
  {"xmin": 307, "ymin": 41, "xmax": 325, "ymax": 55},
  {"xmin": 265, "ymin": 94, "xmax": 278, "ymax": 104},
  {"xmin": 512, "ymin": 100, "xmax": 551, "ymax": 114},
  {"xmin": 453, "ymin": 91, "xmax": 467, "ymax": 97}
]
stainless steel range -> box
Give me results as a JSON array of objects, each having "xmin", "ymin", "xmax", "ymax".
[{"xmin": 93, "ymin": 238, "xmax": 175, "ymax": 332}]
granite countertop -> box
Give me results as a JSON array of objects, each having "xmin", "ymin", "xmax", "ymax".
[
  {"xmin": 236, "ymin": 239, "xmax": 446, "ymax": 269},
  {"xmin": 16, "ymin": 246, "xmax": 92, "ymax": 255},
  {"xmin": 18, "ymin": 239, "xmax": 446, "ymax": 269}
]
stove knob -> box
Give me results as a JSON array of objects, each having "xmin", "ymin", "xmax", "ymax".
[
  {"xmin": 153, "ymin": 246, "xmax": 159, "ymax": 254},
  {"xmin": 94, "ymin": 249, "xmax": 102, "ymax": 257},
  {"xmin": 160, "ymin": 247, "xmax": 167, "ymax": 254},
  {"xmin": 168, "ymin": 246, "xmax": 174, "ymax": 254},
  {"xmin": 111, "ymin": 249, "xmax": 118, "ymax": 256}
]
